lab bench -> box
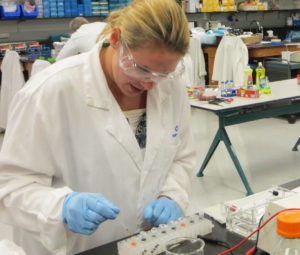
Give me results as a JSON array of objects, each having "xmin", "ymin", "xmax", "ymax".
[
  {"xmin": 203, "ymin": 43, "xmax": 300, "ymax": 85},
  {"xmin": 76, "ymin": 179, "xmax": 300, "ymax": 255},
  {"xmin": 191, "ymin": 79, "xmax": 300, "ymax": 195},
  {"xmin": 76, "ymin": 221, "xmax": 261, "ymax": 255}
]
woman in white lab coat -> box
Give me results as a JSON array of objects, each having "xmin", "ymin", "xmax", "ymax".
[
  {"xmin": 0, "ymin": 0, "xmax": 196, "ymax": 254},
  {"xmin": 55, "ymin": 17, "xmax": 107, "ymax": 61}
]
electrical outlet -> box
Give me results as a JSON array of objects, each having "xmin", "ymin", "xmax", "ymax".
[{"xmin": 0, "ymin": 33, "xmax": 9, "ymax": 39}]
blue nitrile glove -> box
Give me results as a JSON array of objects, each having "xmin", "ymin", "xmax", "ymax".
[
  {"xmin": 143, "ymin": 197, "xmax": 183, "ymax": 227},
  {"xmin": 62, "ymin": 192, "xmax": 120, "ymax": 235}
]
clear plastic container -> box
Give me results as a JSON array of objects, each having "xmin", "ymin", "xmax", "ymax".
[
  {"xmin": 225, "ymin": 186, "xmax": 295, "ymax": 240},
  {"xmin": 165, "ymin": 237, "xmax": 205, "ymax": 255},
  {"xmin": 272, "ymin": 210, "xmax": 300, "ymax": 255}
]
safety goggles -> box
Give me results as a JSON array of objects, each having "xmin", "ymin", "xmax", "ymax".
[{"xmin": 119, "ymin": 40, "xmax": 185, "ymax": 83}]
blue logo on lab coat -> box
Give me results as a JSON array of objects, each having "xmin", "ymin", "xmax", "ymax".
[{"xmin": 172, "ymin": 125, "xmax": 179, "ymax": 137}]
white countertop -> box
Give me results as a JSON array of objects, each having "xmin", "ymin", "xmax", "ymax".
[{"xmin": 190, "ymin": 79, "xmax": 300, "ymax": 112}]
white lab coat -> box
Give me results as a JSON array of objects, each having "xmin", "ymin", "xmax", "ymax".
[
  {"xmin": 182, "ymin": 36, "xmax": 206, "ymax": 88},
  {"xmin": 189, "ymin": 35, "xmax": 206, "ymax": 87},
  {"xmin": 0, "ymin": 240, "xmax": 27, "ymax": 255},
  {"xmin": 0, "ymin": 41, "xmax": 196, "ymax": 255},
  {"xmin": 0, "ymin": 50, "xmax": 25, "ymax": 129},
  {"xmin": 56, "ymin": 22, "xmax": 107, "ymax": 61},
  {"xmin": 31, "ymin": 59, "xmax": 51, "ymax": 76},
  {"xmin": 183, "ymin": 53, "xmax": 194, "ymax": 87},
  {"xmin": 212, "ymin": 36, "xmax": 248, "ymax": 87}
]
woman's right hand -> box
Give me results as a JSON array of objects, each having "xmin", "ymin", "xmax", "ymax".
[{"xmin": 62, "ymin": 192, "xmax": 120, "ymax": 235}]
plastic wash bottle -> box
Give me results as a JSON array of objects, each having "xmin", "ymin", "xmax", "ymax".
[
  {"xmin": 256, "ymin": 62, "xmax": 266, "ymax": 90},
  {"xmin": 244, "ymin": 65, "xmax": 253, "ymax": 89}
]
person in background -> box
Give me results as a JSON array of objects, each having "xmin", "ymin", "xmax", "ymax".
[
  {"xmin": 55, "ymin": 17, "xmax": 107, "ymax": 61},
  {"xmin": 0, "ymin": 0, "xmax": 196, "ymax": 254}
]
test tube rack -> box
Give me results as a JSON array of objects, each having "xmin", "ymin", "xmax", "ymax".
[{"xmin": 117, "ymin": 212, "xmax": 213, "ymax": 255}]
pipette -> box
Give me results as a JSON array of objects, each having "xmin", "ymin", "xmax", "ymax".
[{"xmin": 116, "ymin": 216, "xmax": 132, "ymax": 235}]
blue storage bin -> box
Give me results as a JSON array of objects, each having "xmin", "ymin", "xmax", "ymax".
[
  {"xmin": 100, "ymin": 10, "xmax": 108, "ymax": 16},
  {"xmin": 71, "ymin": 9, "xmax": 78, "ymax": 16},
  {"xmin": 84, "ymin": 10, "xmax": 92, "ymax": 16},
  {"xmin": 50, "ymin": 8, "xmax": 58, "ymax": 13},
  {"xmin": 43, "ymin": 11, "xmax": 50, "ymax": 18},
  {"xmin": 57, "ymin": 11, "xmax": 64, "ymax": 17},
  {"xmin": 64, "ymin": 11, "xmax": 71, "ymax": 17},
  {"xmin": 0, "ymin": 5, "xmax": 21, "ymax": 19},
  {"xmin": 83, "ymin": 4, "xmax": 92, "ymax": 15},
  {"xmin": 293, "ymin": 20, "xmax": 300, "ymax": 27},
  {"xmin": 109, "ymin": 3, "xmax": 126, "ymax": 11},
  {"xmin": 43, "ymin": 1, "xmax": 50, "ymax": 8},
  {"xmin": 40, "ymin": 45, "xmax": 51, "ymax": 58},
  {"xmin": 109, "ymin": 0, "xmax": 125, "ymax": 3},
  {"xmin": 20, "ymin": 5, "xmax": 39, "ymax": 18},
  {"xmin": 26, "ymin": 47, "xmax": 41, "ymax": 61},
  {"xmin": 50, "ymin": 12, "xmax": 58, "ymax": 17}
]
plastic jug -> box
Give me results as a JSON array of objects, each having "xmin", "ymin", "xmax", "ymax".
[
  {"xmin": 244, "ymin": 65, "xmax": 253, "ymax": 89},
  {"xmin": 256, "ymin": 62, "xmax": 266, "ymax": 90},
  {"xmin": 272, "ymin": 210, "xmax": 300, "ymax": 255}
]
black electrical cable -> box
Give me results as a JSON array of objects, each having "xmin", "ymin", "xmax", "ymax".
[{"xmin": 252, "ymin": 215, "xmax": 265, "ymax": 254}]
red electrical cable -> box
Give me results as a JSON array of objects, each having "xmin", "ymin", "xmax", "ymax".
[
  {"xmin": 217, "ymin": 208, "xmax": 300, "ymax": 255},
  {"xmin": 244, "ymin": 246, "xmax": 256, "ymax": 255}
]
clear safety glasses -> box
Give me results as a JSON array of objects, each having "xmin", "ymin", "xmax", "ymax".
[{"xmin": 119, "ymin": 40, "xmax": 185, "ymax": 83}]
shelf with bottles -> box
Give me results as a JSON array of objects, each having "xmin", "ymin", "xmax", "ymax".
[
  {"xmin": 0, "ymin": 0, "xmax": 132, "ymax": 20},
  {"xmin": 185, "ymin": 0, "xmax": 300, "ymax": 14},
  {"xmin": 185, "ymin": 8, "xmax": 300, "ymax": 15}
]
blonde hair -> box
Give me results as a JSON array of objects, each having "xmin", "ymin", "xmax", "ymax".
[
  {"xmin": 69, "ymin": 17, "xmax": 89, "ymax": 32},
  {"xmin": 100, "ymin": 0, "xmax": 189, "ymax": 55}
]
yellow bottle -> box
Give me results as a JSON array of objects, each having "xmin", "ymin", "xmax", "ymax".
[
  {"xmin": 244, "ymin": 65, "xmax": 253, "ymax": 89},
  {"xmin": 255, "ymin": 62, "xmax": 266, "ymax": 90}
]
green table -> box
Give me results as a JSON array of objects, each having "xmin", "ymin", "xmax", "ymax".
[{"xmin": 190, "ymin": 79, "xmax": 300, "ymax": 195}]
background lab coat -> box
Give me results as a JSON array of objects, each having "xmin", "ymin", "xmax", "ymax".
[
  {"xmin": 0, "ymin": 50, "xmax": 25, "ymax": 129},
  {"xmin": 56, "ymin": 22, "xmax": 107, "ymax": 61},
  {"xmin": 189, "ymin": 35, "xmax": 206, "ymax": 87},
  {"xmin": 212, "ymin": 36, "xmax": 248, "ymax": 87},
  {"xmin": 31, "ymin": 59, "xmax": 51, "ymax": 76},
  {"xmin": 0, "ymin": 41, "xmax": 196, "ymax": 255}
]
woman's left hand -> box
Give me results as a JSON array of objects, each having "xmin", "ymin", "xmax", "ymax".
[{"xmin": 143, "ymin": 197, "xmax": 183, "ymax": 226}]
